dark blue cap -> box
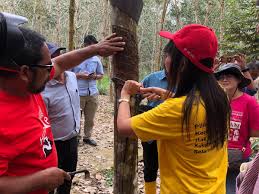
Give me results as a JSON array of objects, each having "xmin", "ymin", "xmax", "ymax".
[{"xmin": 47, "ymin": 42, "xmax": 66, "ymax": 55}]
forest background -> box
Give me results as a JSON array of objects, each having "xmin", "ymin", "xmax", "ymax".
[{"xmin": 0, "ymin": 0, "xmax": 258, "ymax": 94}]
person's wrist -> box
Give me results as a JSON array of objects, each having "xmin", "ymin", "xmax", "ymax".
[
  {"xmin": 118, "ymin": 98, "xmax": 130, "ymax": 104},
  {"xmin": 35, "ymin": 170, "xmax": 49, "ymax": 189},
  {"xmin": 89, "ymin": 44, "xmax": 99, "ymax": 56},
  {"xmin": 120, "ymin": 91, "xmax": 130, "ymax": 99}
]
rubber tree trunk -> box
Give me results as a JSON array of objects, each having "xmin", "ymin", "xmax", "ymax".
[
  {"xmin": 68, "ymin": 0, "xmax": 75, "ymax": 51},
  {"xmin": 110, "ymin": 1, "xmax": 143, "ymax": 193}
]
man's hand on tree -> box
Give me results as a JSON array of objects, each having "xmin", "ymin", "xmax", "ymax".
[{"xmin": 95, "ymin": 33, "xmax": 125, "ymax": 57}]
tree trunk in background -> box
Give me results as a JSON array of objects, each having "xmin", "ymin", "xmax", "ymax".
[
  {"xmin": 110, "ymin": 0, "xmax": 143, "ymax": 193},
  {"xmin": 151, "ymin": 20, "xmax": 159, "ymax": 72},
  {"xmin": 68, "ymin": 0, "xmax": 76, "ymax": 51},
  {"xmin": 56, "ymin": 0, "xmax": 61, "ymax": 44},
  {"xmin": 172, "ymin": 0, "xmax": 182, "ymax": 29},
  {"xmin": 102, "ymin": 0, "xmax": 110, "ymax": 38},
  {"xmin": 204, "ymin": 1, "xmax": 212, "ymax": 26},
  {"xmin": 194, "ymin": 0, "xmax": 200, "ymax": 23},
  {"xmin": 219, "ymin": 0, "xmax": 225, "ymax": 43},
  {"xmin": 31, "ymin": 0, "xmax": 38, "ymax": 29},
  {"xmin": 154, "ymin": 0, "xmax": 169, "ymax": 71},
  {"xmin": 100, "ymin": 0, "xmax": 113, "ymax": 102}
]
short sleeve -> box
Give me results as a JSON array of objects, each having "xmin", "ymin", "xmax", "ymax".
[
  {"xmin": 141, "ymin": 75, "xmax": 150, "ymax": 88},
  {"xmin": 96, "ymin": 57, "xmax": 104, "ymax": 75},
  {"xmin": 41, "ymin": 91, "xmax": 49, "ymax": 111},
  {"xmin": 247, "ymin": 97, "xmax": 259, "ymax": 131},
  {"xmin": 131, "ymin": 98, "xmax": 184, "ymax": 141}
]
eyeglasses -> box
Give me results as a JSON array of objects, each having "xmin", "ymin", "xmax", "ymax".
[
  {"xmin": 29, "ymin": 62, "xmax": 53, "ymax": 73},
  {"xmin": 218, "ymin": 74, "xmax": 235, "ymax": 81},
  {"xmin": 10, "ymin": 59, "xmax": 53, "ymax": 73}
]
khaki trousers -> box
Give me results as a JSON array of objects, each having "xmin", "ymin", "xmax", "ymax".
[{"xmin": 80, "ymin": 95, "xmax": 98, "ymax": 138}]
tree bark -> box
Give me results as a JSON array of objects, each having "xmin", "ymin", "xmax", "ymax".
[
  {"xmin": 111, "ymin": 2, "xmax": 142, "ymax": 193},
  {"xmin": 204, "ymin": 1, "xmax": 212, "ymax": 26},
  {"xmin": 152, "ymin": 20, "xmax": 159, "ymax": 72},
  {"xmin": 100, "ymin": 0, "xmax": 114, "ymax": 102},
  {"xmin": 194, "ymin": 0, "xmax": 200, "ymax": 24},
  {"xmin": 102, "ymin": 0, "xmax": 110, "ymax": 38},
  {"xmin": 56, "ymin": 0, "xmax": 61, "ymax": 44},
  {"xmin": 154, "ymin": 0, "xmax": 170, "ymax": 71},
  {"xmin": 172, "ymin": 0, "xmax": 182, "ymax": 29},
  {"xmin": 101, "ymin": 0, "xmax": 111, "ymax": 70},
  {"xmin": 31, "ymin": 0, "xmax": 38, "ymax": 29},
  {"xmin": 68, "ymin": 0, "xmax": 76, "ymax": 51},
  {"xmin": 219, "ymin": 0, "xmax": 225, "ymax": 43}
]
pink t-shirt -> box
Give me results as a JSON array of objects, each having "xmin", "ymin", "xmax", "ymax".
[{"xmin": 229, "ymin": 93, "xmax": 259, "ymax": 159}]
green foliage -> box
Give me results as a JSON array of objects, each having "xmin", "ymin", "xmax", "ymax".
[
  {"xmin": 221, "ymin": 0, "xmax": 259, "ymax": 61},
  {"xmin": 166, "ymin": 0, "xmax": 258, "ymax": 61},
  {"xmin": 1, "ymin": 0, "xmax": 258, "ymax": 75},
  {"xmin": 251, "ymin": 138, "xmax": 259, "ymax": 159},
  {"xmin": 101, "ymin": 167, "xmax": 114, "ymax": 187},
  {"xmin": 97, "ymin": 74, "xmax": 110, "ymax": 95},
  {"xmin": 168, "ymin": 0, "xmax": 221, "ymax": 34}
]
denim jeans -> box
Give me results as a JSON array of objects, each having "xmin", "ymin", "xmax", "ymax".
[{"xmin": 226, "ymin": 168, "xmax": 239, "ymax": 194}]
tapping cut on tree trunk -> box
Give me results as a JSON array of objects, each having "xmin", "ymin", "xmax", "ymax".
[{"xmin": 110, "ymin": 0, "xmax": 143, "ymax": 193}]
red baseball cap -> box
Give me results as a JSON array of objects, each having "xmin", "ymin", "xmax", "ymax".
[{"xmin": 159, "ymin": 24, "xmax": 218, "ymax": 73}]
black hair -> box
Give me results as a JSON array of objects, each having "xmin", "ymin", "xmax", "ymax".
[
  {"xmin": 163, "ymin": 41, "xmax": 174, "ymax": 54},
  {"xmin": 165, "ymin": 41, "xmax": 230, "ymax": 148},
  {"xmin": 84, "ymin": 35, "xmax": 98, "ymax": 45},
  {"xmin": 13, "ymin": 27, "xmax": 46, "ymax": 67}
]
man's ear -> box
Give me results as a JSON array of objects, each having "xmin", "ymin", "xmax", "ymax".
[{"xmin": 19, "ymin": 65, "xmax": 31, "ymax": 82}]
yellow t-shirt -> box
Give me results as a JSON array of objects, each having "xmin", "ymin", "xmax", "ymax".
[{"xmin": 131, "ymin": 96, "xmax": 227, "ymax": 194}]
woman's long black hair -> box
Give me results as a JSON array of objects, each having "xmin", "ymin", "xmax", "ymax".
[{"xmin": 164, "ymin": 41, "xmax": 230, "ymax": 148}]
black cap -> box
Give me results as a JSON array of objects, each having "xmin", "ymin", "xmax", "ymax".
[
  {"xmin": 84, "ymin": 35, "xmax": 98, "ymax": 45},
  {"xmin": 0, "ymin": 12, "xmax": 28, "ymax": 67}
]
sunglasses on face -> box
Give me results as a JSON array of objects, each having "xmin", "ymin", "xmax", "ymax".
[
  {"xmin": 1, "ymin": 60, "xmax": 54, "ymax": 74},
  {"xmin": 29, "ymin": 62, "xmax": 53, "ymax": 73}
]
